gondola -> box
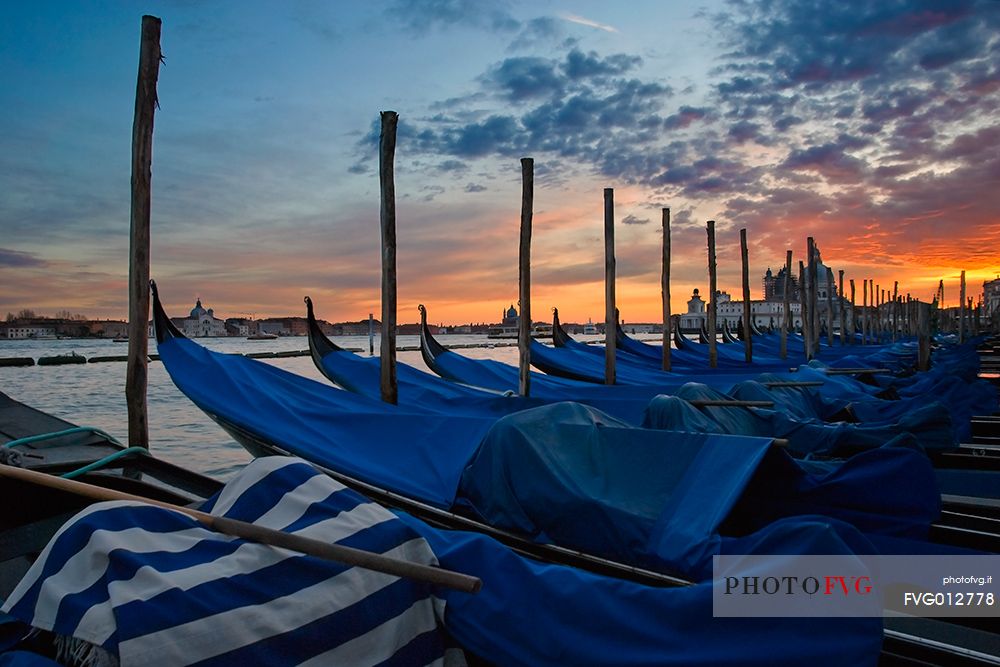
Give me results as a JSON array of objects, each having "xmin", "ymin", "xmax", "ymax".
[
  {"xmin": 159, "ymin": 283, "xmax": 1000, "ymax": 549},
  {"xmin": 146, "ymin": 284, "xmax": 1000, "ymax": 664}
]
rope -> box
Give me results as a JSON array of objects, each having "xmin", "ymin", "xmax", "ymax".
[
  {"xmin": 61, "ymin": 447, "xmax": 150, "ymax": 480},
  {"xmin": 3, "ymin": 426, "xmax": 149, "ymax": 478},
  {"xmin": 3, "ymin": 426, "xmax": 123, "ymax": 449}
]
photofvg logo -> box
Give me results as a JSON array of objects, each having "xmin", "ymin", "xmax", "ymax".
[
  {"xmin": 723, "ymin": 573, "xmax": 872, "ymax": 596},
  {"xmin": 713, "ymin": 555, "xmax": 1000, "ymax": 618}
]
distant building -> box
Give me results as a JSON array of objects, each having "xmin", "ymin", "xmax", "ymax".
[
  {"xmin": 89, "ymin": 320, "xmax": 128, "ymax": 338},
  {"xmin": 679, "ymin": 289, "xmax": 707, "ymax": 332},
  {"xmin": 3, "ymin": 324, "xmax": 56, "ymax": 339},
  {"xmin": 684, "ymin": 247, "xmax": 852, "ymax": 334},
  {"xmin": 984, "ymin": 277, "xmax": 1000, "ymax": 319},
  {"xmin": 225, "ymin": 318, "xmax": 253, "ymax": 337},
  {"xmin": 762, "ymin": 266, "xmax": 801, "ymax": 302},
  {"xmin": 173, "ymin": 299, "xmax": 228, "ymax": 337},
  {"xmin": 488, "ymin": 304, "xmax": 521, "ymax": 338}
]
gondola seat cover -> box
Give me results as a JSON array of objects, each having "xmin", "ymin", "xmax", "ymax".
[{"xmin": 1, "ymin": 458, "xmax": 452, "ymax": 666}]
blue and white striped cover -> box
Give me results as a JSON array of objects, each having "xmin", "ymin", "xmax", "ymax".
[{"xmin": 2, "ymin": 457, "xmax": 453, "ymax": 666}]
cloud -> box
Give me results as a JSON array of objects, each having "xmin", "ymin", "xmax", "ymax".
[
  {"xmin": 780, "ymin": 143, "xmax": 868, "ymax": 182},
  {"xmin": 0, "ymin": 248, "xmax": 47, "ymax": 268},
  {"xmin": 464, "ymin": 182, "xmax": 487, "ymax": 192},
  {"xmin": 346, "ymin": 1, "xmax": 1000, "ymax": 315},
  {"xmin": 558, "ymin": 13, "xmax": 619, "ymax": 33},
  {"xmin": 622, "ymin": 214, "xmax": 649, "ymax": 225},
  {"xmin": 483, "ymin": 56, "xmax": 565, "ymax": 100}
]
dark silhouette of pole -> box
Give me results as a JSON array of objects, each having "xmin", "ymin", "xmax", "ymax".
[
  {"xmin": 799, "ymin": 260, "xmax": 809, "ymax": 358},
  {"xmin": 876, "ymin": 283, "xmax": 881, "ymax": 341},
  {"xmin": 661, "ymin": 208, "xmax": 671, "ymax": 371},
  {"xmin": 918, "ymin": 301, "xmax": 930, "ymax": 370},
  {"xmin": 838, "ymin": 270, "xmax": 845, "ymax": 346},
  {"xmin": 740, "ymin": 229, "xmax": 752, "ymax": 362},
  {"xmin": 368, "ymin": 313, "xmax": 374, "ymax": 356},
  {"xmin": 849, "ymin": 279, "xmax": 856, "ymax": 345},
  {"xmin": 826, "ymin": 267, "xmax": 835, "ymax": 347},
  {"xmin": 780, "ymin": 250, "xmax": 792, "ymax": 359},
  {"xmin": 604, "ymin": 188, "xmax": 616, "ymax": 384},
  {"xmin": 807, "ymin": 238, "xmax": 819, "ymax": 357},
  {"xmin": 707, "ymin": 220, "xmax": 718, "ymax": 369},
  {"xmin": 127, "ymin": 15, "xmax": 162, "ymax": 449},
  {"xmin": 862, "ymin": 279, "xmax": 868, "ymax": 345},
  {"xmin": 892, "ymin": 281, "xmax": 899, "ymax": 341},
  {"xmin": 379, "ymin": 111, "xmax": 398, "ymax": 405},
  {"xmin": 959, "ymin": 270, "xmax": 966, "ymax": 344},
  {"xmin": 518, "ymin": 158, "xmax": 533, "ymax": 397}
]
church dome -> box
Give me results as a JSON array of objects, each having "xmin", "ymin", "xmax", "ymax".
[
  {"xmin": 190, "ymin": 299, "xmax": 206, "ymax": 318},
  {"xmin": 506, "ymin": 304, "xmax": 518, "ymax": 319}
]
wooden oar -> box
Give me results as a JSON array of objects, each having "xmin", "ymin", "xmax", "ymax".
[{"xmin": 0, "ymin": 463, "xmax": 481, "ymax": 594}]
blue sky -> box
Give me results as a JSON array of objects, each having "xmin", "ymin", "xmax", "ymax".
[{"xmin": 2, "ymin": 1, "xmax": 998, "ymax": 324}]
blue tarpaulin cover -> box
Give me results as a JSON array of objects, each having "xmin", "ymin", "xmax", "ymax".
[
  {"xmin": 459, "ymin": 402, "xmax": 940, "ymax": 577},
  {"xmin": 0, "ymin": 458, "xmax": 885, "ymax": 667},
  {"xmin": 398, "ymin": 510, "xmax": 884, "ymax": 666},
  {"xmin": 644, "ymin": 382, "xmax": 956, "ymax": 454},
  {"xmin": 157, "ymin": 336, "xmax": 493, "ymax": 508},
  {"xmin": 155, "ymin": 334, "xmax": 944, "ymax": 577}
]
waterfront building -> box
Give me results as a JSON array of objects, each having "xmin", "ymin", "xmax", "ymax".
[
  {"xmin": 173, "ymin": 299, "xmax": 228, "ymax": 337},
  {"xmin": 715, "ymin": 291, "xmax": 804, "ymax": 330},
  {"xmin": 984, "ymin": 277, "xmax": 1000, "ymax": 320},
  {"xmin": 683, "ymin": 247, "xmax": 854, "ymax": 334},
  {"xmin": 762, "ymin": 267, "xmax": 801, "ymax": 302},
  {"xmin": 488, "ymin": 304, "xmax": 520, "ymax": 338},
  {"xmin": 679, "ymin": 289, "xmax": 707, "ymax": 332},
  {"xmin": 2, "ymin": 324, "xmax": 56, "ymax": 339}
]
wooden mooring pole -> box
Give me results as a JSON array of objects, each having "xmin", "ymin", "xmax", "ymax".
[
  {"xmin": 127, "ymin": 15, "xmax": 162, "ymax": 449},
  {"xmin": 838, "ymin": 270, "xmax": 845, "ymax": 346},
  {"xmin": 780, "ymin": 250, "xmax": 792, "ymax": 359},
  {"xmin": 518, "ymin": 158, "xmax": 533, "ymax": 397},
  {"xmin": 849, "ymin": 279, "xmax": 856, "ymax": 345},
  {"xmin": 892, "ymin": 281, "xmax": 899, "ymax": 342},
  {"xmin": 379, "ymin": 111, "xmax": 398, "ymax": 405},
  {"xmin": 959, "ymin": 270, "xmax": 967, "ymax": 344},
  {"xmin": 807, "ymin": 237, "xmax": 818, "ymax": 357},
  {"xmin": 604, "ymin": 188, "xmax": 616, "ymax": 384},
  {"xmin": 799, "ymin": 261, "xmax": 809, "ymax": 358},
  {"xmin": 707, "ymin": 221, "xmax": 718, "ymax": 369},
  {"xmin": 862, "ymin": 279, "xmax": 868, "ymax": 346},
  {"xmin": 876, "ymin": 284, "xmax": 882, "ymax": 342},
  {"xmin": 740, "ymin": 228, "xmax": 752, "ymax": 363},
  {"xmin": 826, "ymin": 266, "xmax": 835, "ymax": 348},
  {"xmin": 661, "ymin": 208, "xmax": 671, "ymax": 372}
]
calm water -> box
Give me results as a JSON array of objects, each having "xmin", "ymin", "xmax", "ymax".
[{"xmin": 0, "ymin": 334, "xmax": 563, "ymax": 480}]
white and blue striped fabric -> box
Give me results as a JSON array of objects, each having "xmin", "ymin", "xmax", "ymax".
[{"xmin": 2, "ymin": 457, "xmax": 455, "ymax": 666}]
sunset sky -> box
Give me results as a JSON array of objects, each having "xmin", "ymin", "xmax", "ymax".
[{"xmin": 2, "ymin": 0, "xmax": 998, "ymax": 325}]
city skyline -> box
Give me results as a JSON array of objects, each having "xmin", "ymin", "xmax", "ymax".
[{"xmin": 2, "ymin": 1, "xmax": 998, "ymax": 325}]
